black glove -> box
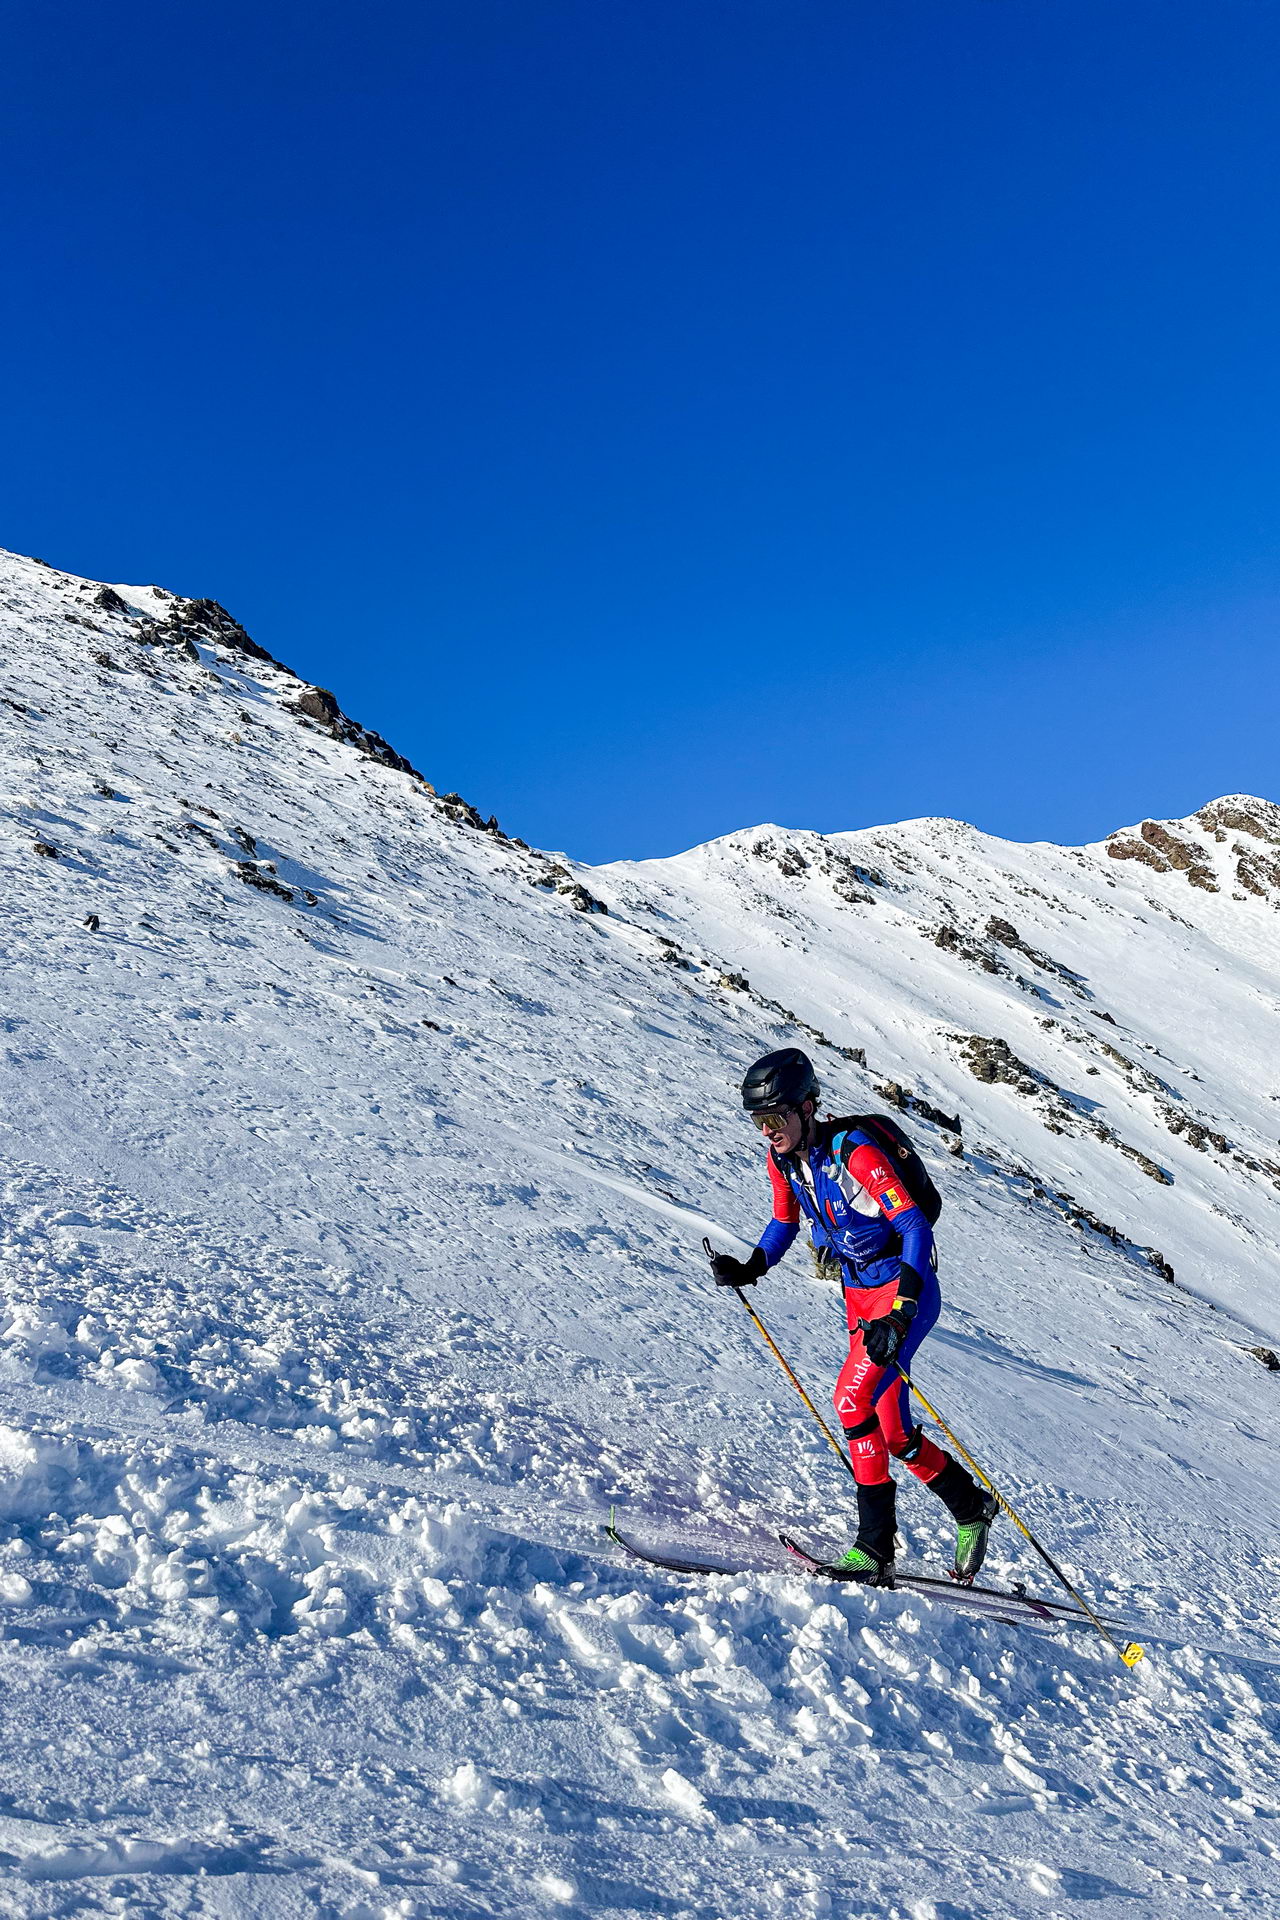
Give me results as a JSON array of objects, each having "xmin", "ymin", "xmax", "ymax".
[
  {"xmin": 709, "ymin": 1246, "xmax": 768, "ymax": 1288},
  {"xmin": 859, "ymin": 1308, "xmax": 911, "ymax": 1367}
]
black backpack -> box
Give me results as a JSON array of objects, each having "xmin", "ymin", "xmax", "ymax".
[{"xmin": 827, "ymin": 1113, "xmax": 943, "ymax": 1225}]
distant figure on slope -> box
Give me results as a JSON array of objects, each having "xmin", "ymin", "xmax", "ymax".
[{"xmin": 709, "ymin": 1047, "xmax": 996, "ymax": 1585}]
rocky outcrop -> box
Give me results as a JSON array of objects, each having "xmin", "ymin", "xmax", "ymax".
[
  {"xmin": 138, "ymin": 596, "xmax": 292, "ymax": 673},
  {"xmin": 286, "ymin": 681, "xmax": 425, "ymax": 781},
  {"xmin": 530, "ymin": 865, "xmax": 608, "ymax": 913},
  {"xmin": 1234, "ymin": 846, "xmax": 1280, "ymax": 899},
  {"xmin": 1196, "ymin": 798, "xmax": 1280, "ymax": 842},
  {"xmin": 1106, "ymin": 820, "xmax": 1219, "ymax": 892},
  {"xmin": 1006, "ymin": 1167, "xmax": 1175, "ymax": 1280},
  {"xmin": 748, "ymin": 835, "xmax": 884, "ymax": 906},
  {"xmin": 951, "ymin": 1031, "xmax": 1173, "ymax": 1181},
  {"xmin": 952, "ymin": 1034, "xmax": 1044, "ymax": 1094}
]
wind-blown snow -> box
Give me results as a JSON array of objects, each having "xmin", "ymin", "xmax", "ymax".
[{"xmin": 0, "ymin": 544, "xmax": 1278, "ymax": 1917}]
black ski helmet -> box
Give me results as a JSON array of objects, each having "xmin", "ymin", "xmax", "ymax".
[{"xmin": 740, "ymin": 1047, "xmax": 819, "ymax": 1114}]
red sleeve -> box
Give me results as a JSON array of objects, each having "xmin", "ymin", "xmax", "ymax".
[
  {"xmin": 846, "ymin": 1142, "xmax": 916, "ymax": 1222},
  {"xmin": 767, "ymin": 1151, "xmax": 799, "ymax": 1223}
]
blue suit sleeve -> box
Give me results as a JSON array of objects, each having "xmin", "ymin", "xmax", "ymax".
[
  {"xmin": 893, "ymin": 1208, "xmax": 933, "ymax": 1298},
  {"xmin": 757, "ymin": 1218, "xmax": 799, "ymax": 1267}
]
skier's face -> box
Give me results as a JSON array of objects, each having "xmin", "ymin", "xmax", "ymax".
[{"xmin": 754, "ymin": 1104, "xmax": 805, "ymax": 1153}]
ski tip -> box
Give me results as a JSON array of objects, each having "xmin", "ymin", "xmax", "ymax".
[{"xmin": 1121, "ymin": 1641, "xmax": 1146, "ymax": 1669}]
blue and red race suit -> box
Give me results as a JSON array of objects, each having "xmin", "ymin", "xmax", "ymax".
[{"xmin": 754, "ymin": 1122, "xmax": 949, "ymax": 1487}]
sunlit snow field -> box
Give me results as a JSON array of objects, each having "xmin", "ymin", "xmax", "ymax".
[{"xmin": 0, "ymin": 546, "xmax": 1278, "ymax": 1917}]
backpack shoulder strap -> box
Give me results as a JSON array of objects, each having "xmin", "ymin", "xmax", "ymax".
[{"xmin": 830, "ymin": 1123, "xmax": 876, "ymax": 1164}]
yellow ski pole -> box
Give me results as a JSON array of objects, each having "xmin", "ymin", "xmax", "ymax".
[
  {"xmin": 896, "ymin": 1362, "xmax": 1145, "ymax": 1669},
  {"xmin": 702, "ymin": 1237, "xmax": 858, "ymax": 1484}
]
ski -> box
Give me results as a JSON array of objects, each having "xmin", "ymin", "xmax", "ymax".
[
  {"xmin": 779, "ymin": 1532, "xmax": 1057, "ymax": 1618},
  {"xmin": 601, "ymin": 1518, "xmax": 748, "ymax": 1577},
  {"xmin": 602, "ymin": 1517, "xmax": 1095, "ymax": 1632}
]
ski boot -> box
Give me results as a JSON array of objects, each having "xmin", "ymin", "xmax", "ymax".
[
  {"xmin": 833, "ymin": 1480, "xmax": 897, "ymax": 1585},
  {"xmin": 927, "ymin": 1458, "xmax": 998, "ymax": 1584},
  {"xmin": 952, "ymin": 1492, "xmax": 999, "ymax": 1584},
  {"xmin": 831, "ymin": 1542, "xmax": 895, "ymax": 1585}
]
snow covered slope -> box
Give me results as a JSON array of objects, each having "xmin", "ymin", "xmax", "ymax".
[
  {"xmin": 0, "ymin": 544, "xmax": 1279, "ymax": 1918},
  {"xmin": 608, "ymin": 798, "xmax": 1280, "ymax": 1340}
]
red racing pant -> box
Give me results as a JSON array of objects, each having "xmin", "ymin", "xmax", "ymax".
[{"xmin": 832, "ymin": 1274, "xmax": 948, "ymax": 1487}]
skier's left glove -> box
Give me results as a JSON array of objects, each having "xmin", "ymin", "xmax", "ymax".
[
  {"xmin": 859, "ymin": 1304, "xmax": 914, "ymax": 1367},
  {"xmin": 710, "ymin": 1247, "xmax": 767, "ymax": 1288}
]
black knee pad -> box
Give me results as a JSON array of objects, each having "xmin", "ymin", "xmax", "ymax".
[
  {"xmin": 893, "ymin": 1426, "xmax": 925, "ymax": 1462},
  {"xmin": 843, "ymin": 1414, "xmax": 879, "ymax": 1441}
]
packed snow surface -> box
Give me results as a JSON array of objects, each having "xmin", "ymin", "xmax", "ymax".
[{"xmin": 0, "ymin": 543, "xmax": 1279, "ymax": 1917}]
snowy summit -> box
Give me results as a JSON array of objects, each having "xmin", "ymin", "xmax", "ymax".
[{"xmin": 0, "ymin": 543, "xmax": 1278, "ymax": 1916}]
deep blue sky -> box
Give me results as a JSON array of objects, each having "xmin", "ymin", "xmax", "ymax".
[{"xmin": 2, "ymin": 2, "xmax": 1278, "ymax": 861}]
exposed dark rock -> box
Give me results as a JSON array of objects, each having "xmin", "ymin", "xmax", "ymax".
[
  {"xmin": 907, "ymin": 1096, "xmax": 961, "ymax": 1135},
  {"xmin": 823, "ymin": 848, "xmax": 884, "ymax": 905},
  {"xmin": 868, "ymin": 1081, "xmax": 961, "ymax": 1134},
  {"xmin": 1140, "ymin": 820, "xmax": 1198, "ymax": 868},
  {"xmin": 1235, "ymin": 847, "xmax": 1280, "ymax": 897},
  {"xmin": 932, "ymin": 923, "xmax": 1000, "ymax": 972},
  {"xmin": 33, "ymin": 841, "xmax": 58, "ymax": 859},
  {"xmin": 1247, "ymin": 1346, "xmax": 1280, "ymax": 1371},
  {"xmin": 94, "ymin": 587, "xmax": 129, "ymax": 613},
  {"xmin": 984, "ymin": 915, "xmax": 1085, "ymax": 988},
  {"xmin": 715, "ymin": 971, "xmax": 750, "ymax": 992},
  {"xmin": 1094, "ymin": 1042, "xmax": 1174, "ymax": 1099},
  {"xmin": 1118, "ymin": 1145, "xmax": 1172, "ymax": 1184},
  {"xmin": 530, "ymin": 864, "xmax": 606, "ymax": 911},
  {"xmin": 953, "ymin": 1034, "xmax": 1043, "ymax": 1095},
  {"xmin": 1008, "ymin": 1168, "xmax": 1175, "ymax": 1279},
  {"xmin": 181, "ymin": 598, "xmax": 287, "ymax": 669},
  {"xmin": 92, "ymin": 651, "xmax": 118, "ymax": 670},
  {"xmin": 1196, "ymin": 799, "xmax": 1280, "ymax": 843},
  {"xmin": 83, "ymin": 913, "xmax": 100, "ymax": 931},
  {"xmin": 1159, "ymin": 1105, "xmax": 1229, "ymax": 1154},
  {"xmin": 297, "ymin": 687, "xmax": 341, "ymax": 723},
  {"xmin": 561, "ymin": 882, "xmax": 607, "ymax": 914},
  {"xmin": 436, "ymin": 792, "xmax": 504, "ymax": 834},
  {"xmin": 953, "ymin": 1031, "xmax": 1171, "ymax": 1177},
  {"xmin": 751, "ymin": 838, "xmax": 808, "ymax": 878},
  {"xmin": 94, "ymin": 782, "xmax": 117, "ymax": 800},
  {"xmin": 1107, "ymin": 836, "xmax": 1169, "ymax": 871},
  {"xmin": 178, "ymin": 819, "xmax": 221, "ymax": 847},
  {"xmin": 234, "ymin": 862, "xmax": 293, "ymax": 902},
  {"xmin": 1107, "ymin": 822, "xmax": 1219, "ymax": 892}
]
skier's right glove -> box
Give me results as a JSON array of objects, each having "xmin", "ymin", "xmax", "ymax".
[
  {"xmin": 709, "ymin": 1247, "xmax": 767, "ymax": 1288},
  {"xmin": 859, "ymin": 1306, "xmax": 912, "ymax": 1367}
]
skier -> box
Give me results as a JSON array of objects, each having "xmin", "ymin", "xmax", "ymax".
[{"xmin": 709, "ymin": 1047, "xmax": 997, "ymax": 1584}]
